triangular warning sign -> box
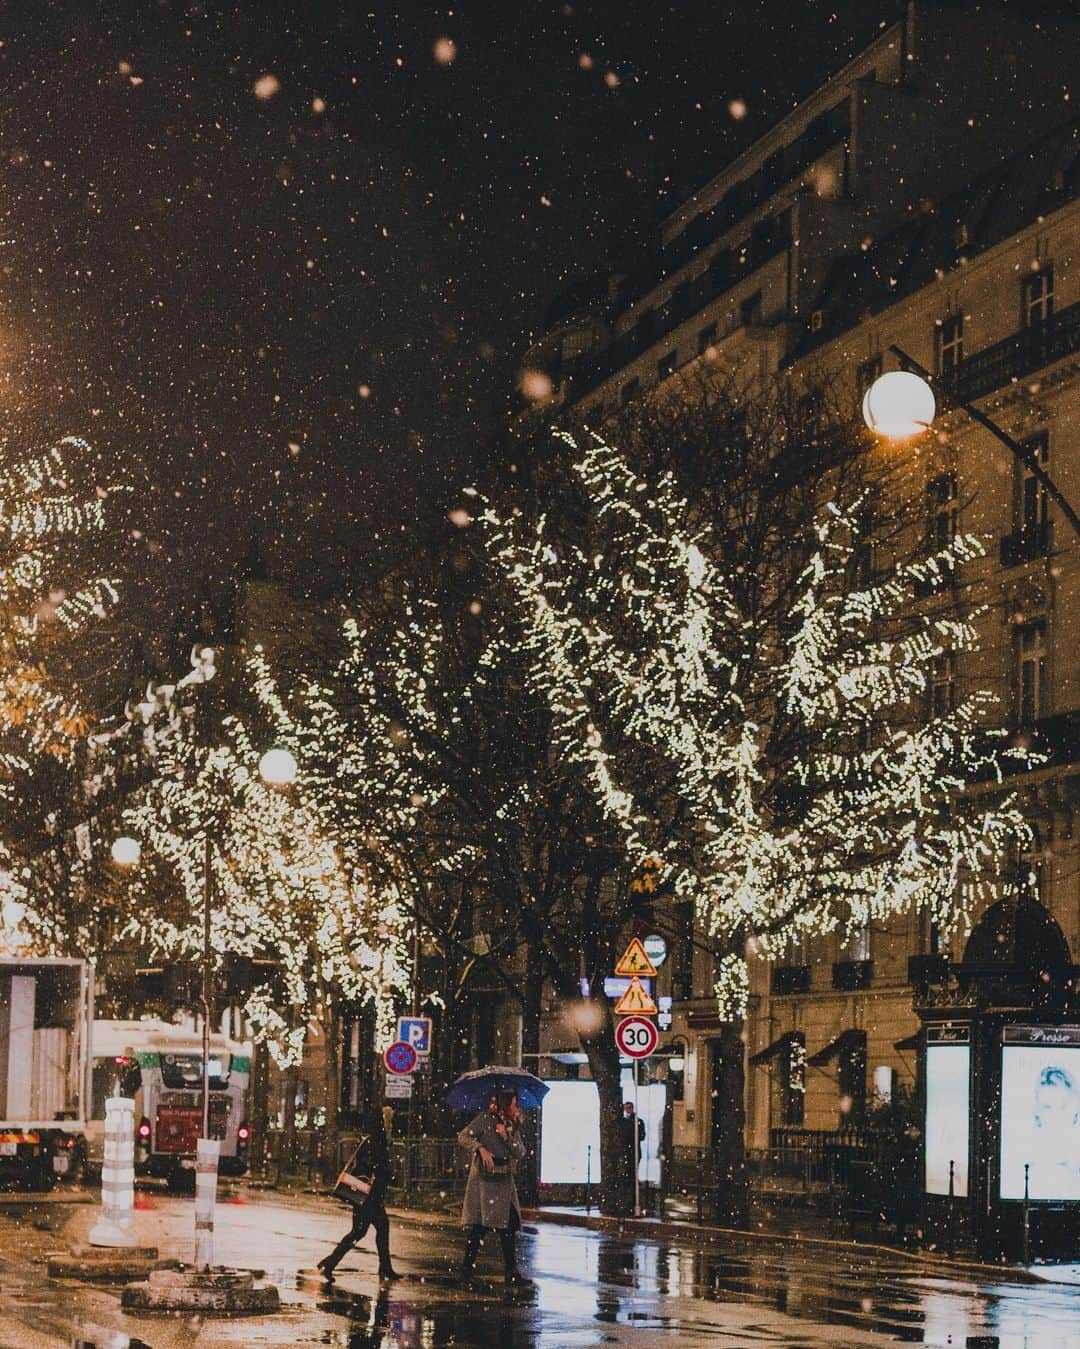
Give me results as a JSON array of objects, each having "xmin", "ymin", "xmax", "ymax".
[
  {"xmin": 614, "ymin": 976, "xmax": 658, "ymax": 1016},
  {"xmin": 615, "ymin": 937, "xmax": 658, "ymax": 979}
]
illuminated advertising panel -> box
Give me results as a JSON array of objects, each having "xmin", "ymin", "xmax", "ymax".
[
  {"xmin": 538, "ymin": 1078, "xmax": 665, "ymax": 1186},
  {"xmin": 1000, "ymin": 1026, "xmax": 1080, "ymax": 1201},
  {"xmin": 924, "ymin": 1037, "xmax": 970, "ymax": 1197}
]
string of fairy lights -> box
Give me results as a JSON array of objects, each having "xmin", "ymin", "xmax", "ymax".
[
  {"xmin": 483, "ymin": 432, "xmax": 1032, "ymax": 1018},
  {"xmin": 1, "ymin": 425, "xmax": 1038, "ymax": 1046},
  {"xmin": 104, "ymin": 672, "xmax": 412, "ymax": 1066}
]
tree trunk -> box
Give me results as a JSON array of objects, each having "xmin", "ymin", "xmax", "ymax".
[
  {"xmin": 322, "ymin": 1000, "xmax": 342, "ymax": 1182},
  {"xmin": 577, "ymin": 995, "xmax": 632, "ymax": 1217},
  {"xmin": 250, "ymin": 1038, "xmax": 270, "ymax": 1178},
  {"xmin": 710, "ymin": 1018, "xmax": 750, "ymax": 1228},
  {"xmin": 281, "ymin": 1059, "xmax": 300, "ymax": 1179},
  {"xmin": 517, "ymin": 964, "xmax": 543, "ymax": 1207}
]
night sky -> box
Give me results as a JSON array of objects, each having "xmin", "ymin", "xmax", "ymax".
[{"xmin": 0, "ymin": 0, "xmax": 911, "ymax": 628}]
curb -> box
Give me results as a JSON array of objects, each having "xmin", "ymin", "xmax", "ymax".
[
  {"xmin": 231, "ymin": 1187, "xmax": 1065, "ymax": 1287},
  {"xmin": 514, "ymin": 1208, "xmax": 1046, "ymax": 1286}
]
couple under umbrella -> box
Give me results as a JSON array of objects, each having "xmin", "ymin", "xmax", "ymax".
[
  {"xmin": 450, "ymin": 1065, "xmax": 547, "ymax": 1289},
  {"xmin": 318, "ymin": 1065, "xmax": 545, "ymax": 1288}
]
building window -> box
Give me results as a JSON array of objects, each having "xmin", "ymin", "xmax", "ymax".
[
  {"xmin": 620, "ymin": 377, "xmax": 640, "ymax": 407},
  {"xmin": 697, "ymin": 322, "xmax": 718, "ymax": 355},
  {"xmin": 936, "ymin": 313, "xmax": 964, "ymax": 377},
  {"xmin": 843, "ymin": 925, "xmax": 871, "ymax": 964},
  {"xmin": 926, "ymin": 473, "xmax": 957, "ymax": 553},
  {"xmin": 838, "ymin": 1037, "xmax": 867, "ymax": 1128},
  {"xmin": 672, "ymin": 900, "xmax": 695, "ymax": 1001},
  {"xmin": 740, "ymin": 289, "xmax": 762, "ymax": 327},
  {"xmin": 657, "ymin": 350, "xmax": 678, "ymax": 381},
  {"xmin": 782, "ymin": 1037, "xmax": 806, "ymax": 1126},
  {"xmin": 1016, "ymin": 433, "xmax": 1049, "ymax": 536},
  {"xmin": 929, "ymin": 649, "xmax": 956, "ymax": 718},
  {"xmin": 1016, "ymin": 619, "xmax": 1047, "ymax": 726},
  {"xmin": 1022, "ymin": 266, "xmax": 1054, "ymax": 328},
  {"xmin": 855, "ymin": 354, "xmax": 883, "ymax": 401}
]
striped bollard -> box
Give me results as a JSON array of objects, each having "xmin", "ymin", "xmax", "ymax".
[
  {"xmin": 88, "ymin": 1096, "xmax": 138, "ymax": 1247},
  {"xmin": 194, "ymin": 1137, "xmax": 221, "ymax": 1271}
]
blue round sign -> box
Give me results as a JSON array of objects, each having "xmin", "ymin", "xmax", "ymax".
[{"xmin": 384, "ymin": 1041, "xmax": 418, "ymax": 1075}]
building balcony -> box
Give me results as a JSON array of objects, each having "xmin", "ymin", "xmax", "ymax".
[
  {"xmin": 1000, "ymin": 520, "xmax": 1052, "ymax": 567},
  {"xmin": 946, "ymin": 300, "xmax": 1080, "ymax": 405},
  {"xmin": 771, "ymin": 964, "xmax": 812, "ymax": 995},
  {"xmin": 831, "ymin": 960, "xmax": 873, "ymax": 991}
]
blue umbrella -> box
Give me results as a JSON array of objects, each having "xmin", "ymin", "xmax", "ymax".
[{"xmin": 445, "ymin": 1065, "xmax": 550, "ymax": 1112}]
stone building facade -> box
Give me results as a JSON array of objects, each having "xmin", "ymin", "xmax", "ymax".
[{"xmin": 525, "ymin": 1, "xmax": 1080, "ymax": 1163}]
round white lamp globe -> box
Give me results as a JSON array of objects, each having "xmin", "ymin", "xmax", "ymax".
[
  {"xmin": 259, "ymin": 746, "xmax": 298, "ymax": 786},
  {"xmin": 862, "ymin": 369, "xmax": 936, "ymax": 440},
  {"xmin": 111, "ymin": 836, "xmax": 142, "ymax": 866}
]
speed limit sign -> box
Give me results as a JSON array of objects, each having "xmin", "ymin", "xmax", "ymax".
[{"xmin": 615, "ymin": 1015, "xmax": 658, "ymax": 1060}]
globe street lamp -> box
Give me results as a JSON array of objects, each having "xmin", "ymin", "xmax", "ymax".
[
  {"xmin": 861, "ymin": 370, "xmax": 936, "ymax": 440},
  {"xmin": 863, "ymin": 344, "xmax": 1080, "ymax": 541},
  {"xmin": 258, "ymin": 746, "xmax": 298, "ymax": 787},
  {"xmin": 111, "ymin": 836, "xmax": 142, "ymax": 867}
]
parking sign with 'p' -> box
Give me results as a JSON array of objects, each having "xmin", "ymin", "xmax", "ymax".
[{"xmin": 396, "ymin": 1016, "xmax": 432, "ymax": 1056}]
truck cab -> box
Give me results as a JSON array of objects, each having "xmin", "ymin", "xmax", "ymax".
[{"xmin": 90, "ymin": 1019, "xmax": 251, "ymax": 1189}]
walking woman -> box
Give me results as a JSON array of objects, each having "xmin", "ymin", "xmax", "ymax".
[
  {"xmin": 318, "ymin": 1108, "xmax": 399, "ymax": 1281},
  {"xmin": 457, "ymin": 1091, "xmax": 533, "ymax": 1288}
]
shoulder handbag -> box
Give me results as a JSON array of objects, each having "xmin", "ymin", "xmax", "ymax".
[{"xmin": 333, "ymin": 1140, "xmax": 374, "ymax": 1207}]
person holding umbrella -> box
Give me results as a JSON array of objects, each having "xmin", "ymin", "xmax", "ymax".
[{"xmin": 447, "ymin": 1066, "xmax": 548, "ymax": 1289}]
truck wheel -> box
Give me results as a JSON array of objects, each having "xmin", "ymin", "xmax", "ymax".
[
  {"xmin": 166, "ymin": 1168, "xmax": 195, "ymax": 1195},
  {"xmin": 65, "ymin": 1145, "xmax": 88, "ymax": 1186},
  {"xmin": 32, "ymin": 1160, "xmax": 57, "ymax": 1192}
]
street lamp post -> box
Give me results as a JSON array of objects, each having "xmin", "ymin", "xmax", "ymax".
[{"xmin": 863, "ymin": 344, "xmax": 1080, "ymax": 541}]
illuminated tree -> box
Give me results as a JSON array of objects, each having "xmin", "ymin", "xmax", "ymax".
[
  {"xmin": 89, "ymin": 671, "xmax": 412, "ymax": 1172},
  {"xmin": 483, "ymin": 429, "xmax": 1030, "ymax": 1221},
  {"xmin": 0, "ymin": 435, "xmax": 119, "ymax": 771}
]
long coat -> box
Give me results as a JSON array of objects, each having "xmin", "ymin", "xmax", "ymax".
[
  {"xmin": 343, "ymin": 1132, "xmax": 393, "ymax": 1209},
  {"xmin": 458, "ymin": 1111, "xmax": 525, "ymax": 1230}
]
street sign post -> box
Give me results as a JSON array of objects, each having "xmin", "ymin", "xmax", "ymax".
[
  {"xmin": 385, "ymin": 1074, "xmax": 413, "ymax": 1100},
  {"xmin": 615, "ymin": 1016, "xmax": 658, "ymax": 1060},
  {"xmin": 396, "ymin": 1016, "xmax": 433, "ymax": 1056},
  {"xmin": 614, "ymin": 938, "xmax": 658, "ymax": 979},
  {"xmin": 642, "ymin": 933, "xmax": 668, "ymax": 968},
  {"xmin": 613, "ymin": 976, "xmax": 659, "ymax": 1016},
  {"xmin": 384, "ymin": 1041, "xmax": 419, "ymax": 1076}
]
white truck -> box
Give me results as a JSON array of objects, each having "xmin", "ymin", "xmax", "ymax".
[{"xmin": 0, "ymin": 957, "xmax": 93, "ymax": 1188}]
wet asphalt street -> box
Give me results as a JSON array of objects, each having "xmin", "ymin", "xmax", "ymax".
[{"xmin": 0, "ymin": 1190, "xmax": 1076, "ymax": 1349}]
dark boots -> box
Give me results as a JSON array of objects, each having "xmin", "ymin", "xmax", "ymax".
[
  {"xmin": 459, "ymin": 1225, "xmax": 484, "ymax": 1280},
  {"xmin": 498, "ymin": 1228, "xmax": 533, "ymax": 1288}
]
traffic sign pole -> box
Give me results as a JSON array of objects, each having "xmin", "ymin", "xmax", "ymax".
[{"xmin": 633, "ymin": 1058, "xmax": 641, "ymax": 1218}]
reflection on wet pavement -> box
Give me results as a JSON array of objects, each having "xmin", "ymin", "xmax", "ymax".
[{"xmin": 0, "ymin": 1194, "xmax": 1076, "ymax": 1347}]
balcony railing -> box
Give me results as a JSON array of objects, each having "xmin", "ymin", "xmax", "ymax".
[
  {"xmin": 832, "ymin": 960, "xmax": 873, "ymax": 991},
  {"xmin": 771, "ymin": 964, "xmax": 811, "ymax": 995},
  {"xmin": 947, "ymin": 301, "xmax": 1080, "ymax": 404},
  {"xmin": 1000, "ymin": 519, "xmax": 1052, "ymax": 566}
]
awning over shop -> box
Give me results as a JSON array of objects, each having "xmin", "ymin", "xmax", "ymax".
[
  {"xmin": 893, "ymin": 1032, "xmax": 919, "ymax": 1052},
  {"xmin": 749, "ymin": 1029, "xmax": 805, "ymax": 1066},
  {"xmin": 807, "ymin": 1027, "xmax": 866, "ymax": 1067}
]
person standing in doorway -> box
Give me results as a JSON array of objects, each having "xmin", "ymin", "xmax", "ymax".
[
  {"xmin": 623, "ymin": 1102, "xmax": 645, "ymax": 1176},
  {"xmin": 318, "ymin": 1108, "xmax": 399, "ymax": 1281},
  {"xmin": 457, "ymin": 1091, "xmax": 533, "ymax": 1288}
]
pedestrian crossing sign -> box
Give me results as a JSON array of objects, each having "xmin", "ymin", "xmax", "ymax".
[
  {"xmin": 613, "ymin": 975, "xmax": 658, "ymax": 1016},
  {"xmin": 614, "ymin": 936, "xmax": 658, "ymax": 979}
]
